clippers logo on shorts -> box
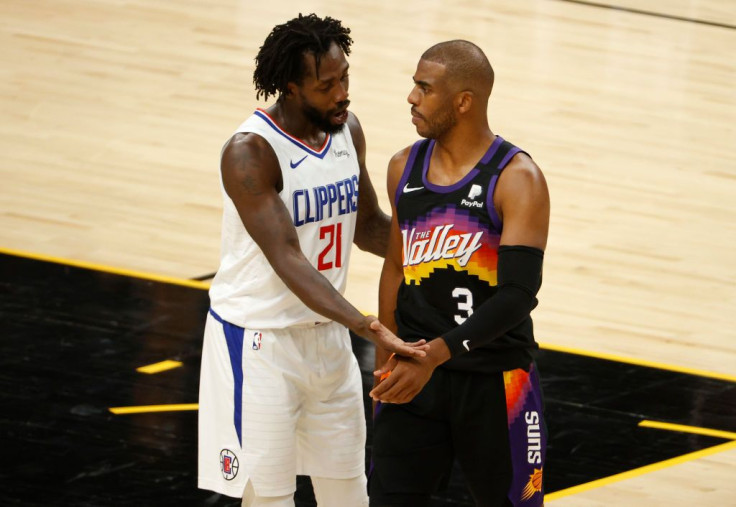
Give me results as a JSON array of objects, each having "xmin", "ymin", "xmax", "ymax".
[
  {"xmin": 252, "ymin": 331, "xmax": 262, "ymax": 350},
  {"xmin": 220, "ymin": 449, "xmax": 239, "ymax": 480}
]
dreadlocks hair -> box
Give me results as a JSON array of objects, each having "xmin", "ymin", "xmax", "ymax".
[{"xmin": 253, "ymin": 13, "xmax": 353, "ymax": 101}]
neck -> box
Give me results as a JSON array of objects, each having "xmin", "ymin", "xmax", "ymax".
[
  {"xmin": 266, "ymin": 101, "xmax": 326, "ymax": 148},
  {"xmin": 429, "ymin": 122, "xmax": 495, "ymax": 185}
]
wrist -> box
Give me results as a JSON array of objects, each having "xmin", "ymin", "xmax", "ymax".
[
  {"xmin": 427, "ymin": 338, "xmax": 451, "ymax": 367},
  {"xmin": 350, "ymin": 315, "xmax": 373, "ymax": 339}
]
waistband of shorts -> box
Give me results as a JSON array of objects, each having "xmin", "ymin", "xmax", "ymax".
[{"xmin": 208, "ymin": 308, "xmax": 332, "ymax": 329}]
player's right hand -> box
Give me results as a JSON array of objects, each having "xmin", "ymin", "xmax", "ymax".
[{"xmin": 366, "ymin": 317, "xmax": 429, "ymax": 358}]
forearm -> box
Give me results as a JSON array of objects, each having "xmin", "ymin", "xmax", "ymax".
[
  {"xmin": 441, "ymin": 285, "xmax": 536, "ymax": 356},
  {"xmin": 271, "ymin": 250, "xmax": 369, "ymax": 336},
  {"xmin": 441, "ymin": 245, "xmax": 543, "ymax": 357},
  {"xmin": 375, "ymin": 249, "xmax": 403, "ymax": 377},
  {"xmin": 378, "ymin": 258, "xmax": 402, "ymax": 334},
  {"xmin": 354, "ymin": 208, "xmax": 390, "ymax": 257}
]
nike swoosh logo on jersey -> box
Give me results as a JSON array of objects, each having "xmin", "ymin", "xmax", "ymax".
[
  {"xmin": 290, "ymin": 155, "xmax": 308, "ymax": 169},
  {"xmin": 403, "ymin": 183, "xmax": 424, "ymax": 193},
  {"xmin": 463, "ymin": 340, "xmax": 471, "ymax": 351}
]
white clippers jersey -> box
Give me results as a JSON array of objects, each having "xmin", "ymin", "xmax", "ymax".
[{"xmin": 209, "ymin": 109, "xmax": 360, "ymax": 329}]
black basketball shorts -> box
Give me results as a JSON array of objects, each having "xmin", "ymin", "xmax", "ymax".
[{"xmin": 369, "ymin": 363, "xmax": 546, "ymax": 507}]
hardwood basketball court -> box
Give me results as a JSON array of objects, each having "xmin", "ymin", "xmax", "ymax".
[{"xmin": 1, "ymin": 0, "xmax": 734, "ymax": 505}]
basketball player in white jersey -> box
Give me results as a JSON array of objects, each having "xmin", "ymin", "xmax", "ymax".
[{"xmin": 198, "ymin": 14, "xmax": 427, "ymax": 507}]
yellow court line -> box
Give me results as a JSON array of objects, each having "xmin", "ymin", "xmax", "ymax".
[
  {"xmin": 0, "ymin": 246, "xmax": 211, "ymax": 290},
  {"xmin": 639, "ymin": 420, "xmax": 736, "ymax": 440},
  {"xmin": 546, "ymin": 440, "xmax": 736, "ymax": 501},
  {"xmin": 3, "ymin": 247, "xmax": 734, "ymax": 383},
  {"xmin": 109, "ymin": 403, "xmax": 198, "ymax": 415},
  {"xmin": 136, "ymin": 360, "xmax": 183, "ymax": 374},
  {"xmin": 538, "ymin": 342, "xmax": 736, "ymax": 383}
]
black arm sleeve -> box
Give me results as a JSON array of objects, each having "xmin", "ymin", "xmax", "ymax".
[{"xmin": 441, "ymin": 245, "xmax": 544, "ymax": 357}]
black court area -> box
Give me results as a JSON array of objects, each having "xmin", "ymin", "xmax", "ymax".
[{"xmin": 1, "ymin": 252, "xmax": 734, "ymax": 506}]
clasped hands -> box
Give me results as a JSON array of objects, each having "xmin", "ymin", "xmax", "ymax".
[{"xmin": 368, "ymin": 325, "xmax": 451, "ymax": 404}]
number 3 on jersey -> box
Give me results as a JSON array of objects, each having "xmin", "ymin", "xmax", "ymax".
[
  {"xmin": 453, "ymin": 287, "xmax": 473, "ymax": 324},
  {"xmin": 318, "ymin": 223, "xmax": 342, "ymax": 271}
]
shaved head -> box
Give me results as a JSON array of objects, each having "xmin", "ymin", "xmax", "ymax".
[{"xmin": 421, "ymin": 40, "xmax": 494, "ymax": 101}]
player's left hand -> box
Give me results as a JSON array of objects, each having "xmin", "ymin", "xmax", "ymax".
[{"xmin": 369, "ymin": 354, "xmax": 435, "ymax": 404}]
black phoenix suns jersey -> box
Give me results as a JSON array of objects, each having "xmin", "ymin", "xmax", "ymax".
[{"xmin": 394, "ymin": 136, "xmax": 538, "ymax": 373}]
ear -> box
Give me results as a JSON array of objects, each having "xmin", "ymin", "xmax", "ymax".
[
  {"xmin": 284, "ymin": 81, "xmax": 300, "ymax": 99},
  {"xmin": 455, "ymin": 91, "xmax": 473, "ymax": 114}
]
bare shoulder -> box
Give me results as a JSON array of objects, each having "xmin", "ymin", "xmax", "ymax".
[
  {"xmin": 497, "ymin": 152, "xmax": 548, "ymax": 199},
  {"xmin": 220, "ymin": 132, "xmax": 280, "ymax": 195},
  {"xmin": 346, "ymin": 110, "xmax": 363, "ymax": 133},
  {"xmin": 388, "ymin": 145, "xmax": 414, "ymax": 174},
  {"xmin": 221, "ymin": 132, "xmax": 276, "ymax": 169},
  {"xmin": 386, "ymin": 144, "xmax": 415, "ymax": 196},
  {"xmin": 495, "ymin": 151, "xmax": 550, "ymax": 232},
  {"xmin": 346, "ymin": 111, "xmax": 365, "ymax": 151}
]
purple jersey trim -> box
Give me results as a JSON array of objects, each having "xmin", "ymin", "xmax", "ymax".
[
  {"xmin": 480, "ymin": 135, "xmax": 505, "ymax": 164},
  {"xmin": 499, "ymin": 146, "xmax": 522, "ymax": 170},
  {"xmin": 421, "ymin": 140, "xmax": 481, "ymax": 193},
  {"xmin": 486, "ymin": 144, "xmax": 523, "ymax": 232},
  {"xmin": 394, "ymin": 140, "xmax": 424, "ymax": 207},
  {"xmin": 487, "ymin": 174, "xmax": 503, "ymax": 232}
]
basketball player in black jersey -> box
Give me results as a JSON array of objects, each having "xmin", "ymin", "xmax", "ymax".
[{"xmin": 368, "ymin": 41, "xmax": 550, "ymax": 506}]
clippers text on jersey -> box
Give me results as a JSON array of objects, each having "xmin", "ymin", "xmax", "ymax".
[{"xmin": 292, "ymin": 175, "xmax": 359, "ymax": 227}]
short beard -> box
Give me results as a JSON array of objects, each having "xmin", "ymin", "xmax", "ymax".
[
  {"xmin": 302, "ymin": 101, "xmax": 348, "ymax": 135},
  {"xmin": 418, "ymin": 102, "xmax": 457, "ymax": 139}
]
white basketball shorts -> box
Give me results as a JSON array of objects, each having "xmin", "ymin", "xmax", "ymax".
[{"xmin": 198, "ymin": 309, "xmax": 366, "ymax": 498}]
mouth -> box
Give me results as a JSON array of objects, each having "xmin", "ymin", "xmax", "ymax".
[
  {"xmin": 333, "ymin": 100, "xmax": 351, "ymax": 124},
  {"xmin": 411, "ymin": 109, "xmax": 424, "ymax": 125},
  {"xmin": 333, "ymin": 109, "xmax": 349, "ymax": 124}
]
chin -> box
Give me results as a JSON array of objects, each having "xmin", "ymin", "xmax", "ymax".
[{"xmin": 323, "ymin": 122, "xmax": 345, "ymax": 134}]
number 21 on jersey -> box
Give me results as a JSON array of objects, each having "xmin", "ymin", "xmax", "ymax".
[{"xmin": 318, "ymin": 223, "xmax": 342, "ymax": 271}]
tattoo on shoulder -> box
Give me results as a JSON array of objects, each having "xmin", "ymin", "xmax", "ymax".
[{"xmin": 240, "ymin": 172, "xmax": 263, "ymax": 194}]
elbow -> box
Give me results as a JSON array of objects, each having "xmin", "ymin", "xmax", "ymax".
[
  {"xmin": 353, "ymin": 233, "xmax": 372, "ymax": 252},
  {"xmin": 354, "ymin": 234, "xmax": 387, "ymax": 257}
]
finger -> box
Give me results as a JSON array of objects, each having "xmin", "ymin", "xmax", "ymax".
[
  {"xmin": 398, "ymin": 387, "xmax": 420, "ymax": 404},
  {"xmin": 392, "ymin": 384, "xmax": 414, "ymax": 404},
  {"xmin": 375, "ymin": 375, "xmax": 411, "ymax": 403},
  {"xmin": 373, "ymin": 368, "xmax": 392, "ymax": 383},
  {"xmin": 387, "ymin": 341, "xmax": 424, "ymax": 357},
  {"xmin": 373, "ymin": 353, "xmax": 397, "ymax": 377},
  {"xmin": 379, "ymin": 370, "xmax": 392, "ymax": 382},
  {"xmin": 380, "ymin": 384, "xmax": 407, "ymax": 404},
  {"xmin": 369, "ymin": 318, "xmax": 382, "ymax": 331},
  {"xmin": 369, "ymin": 372, "xmax": 397, "ymax": 399},
  {"xmin": 400, "ymin": 344, "xmax": 427, "ymax": 357}
]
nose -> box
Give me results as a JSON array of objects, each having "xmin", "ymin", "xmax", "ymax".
[
  {"xmin": 407, "ymin": 85, "xmax": 419, "ymax": 105},
  {"xmin": 335, "ymin": 79, "xmax": 348, "ymax": 103}
]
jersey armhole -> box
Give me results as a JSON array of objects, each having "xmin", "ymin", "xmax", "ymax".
[{"xmin": 394, "ymin": 140, "xmax": 426, "ymax": 207}]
